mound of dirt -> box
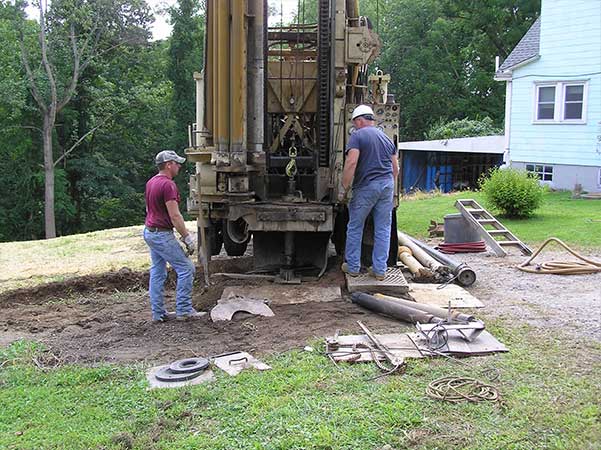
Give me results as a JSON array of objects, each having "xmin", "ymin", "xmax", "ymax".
[{"xmin": 2, "ymin": 250, "xmax": 599, "ymax": 366}]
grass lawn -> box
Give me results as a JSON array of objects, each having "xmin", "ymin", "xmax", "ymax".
[
  {"xmin": 397, "ymin": 191, "xmax": 601, "ymax": 248},
  {"xmin": 1, "ymin": 321, "xmax": 599, "ymax": 450}
]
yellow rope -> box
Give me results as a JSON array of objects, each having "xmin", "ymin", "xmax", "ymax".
[{"xmin": 517, "ymin": 237, "xmax": 601, "ymax": 275}]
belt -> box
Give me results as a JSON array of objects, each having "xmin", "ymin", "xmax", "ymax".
[{"xmin": 146, "ymin": 226, "xmax": 173, "ymax": 232}]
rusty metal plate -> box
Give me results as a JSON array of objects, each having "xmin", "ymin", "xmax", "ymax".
[{"xmin": 346, "ymin": 267, "xmax": 409, "ymax": 295}]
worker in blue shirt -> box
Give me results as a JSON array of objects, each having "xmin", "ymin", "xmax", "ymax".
[{"xmin": 340, "ymin": 104, "xmax": 399, "ymax": 281}]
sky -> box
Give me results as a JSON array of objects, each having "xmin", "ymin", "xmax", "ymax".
[
  {"xmin": 151, "ymin": 0, "xmax": 298, "ymax": 41},
  {"xmin": 27, "ymin": 0, "xmax": 298, "ymax": 41}
]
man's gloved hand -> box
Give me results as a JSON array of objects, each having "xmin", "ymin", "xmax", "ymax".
[
  {"xmin": 337, "ymin": 187, "xmax": 350, "ymax": 204},
  {"xmin": 182, "ymin": 233, "xmax": 196, "ymax": 256}
]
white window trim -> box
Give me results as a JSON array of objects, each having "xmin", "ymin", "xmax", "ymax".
[
  {"xmin": 598, "ymin": 168, "xmax": 601, "ymax": 188},
  {"xmin": 526, "ymin": 163, "xmax": 553, "ymax": 182},
  {"xmin": 532, "ymin": 80, "xmax": 588, "ymax": 124}
]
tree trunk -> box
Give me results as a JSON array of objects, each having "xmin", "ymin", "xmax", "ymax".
[{"xmin": 43, "ymin": 114, "xmax": 56, "ymax": 239}]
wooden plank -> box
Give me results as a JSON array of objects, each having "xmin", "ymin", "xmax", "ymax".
[
  {"xmin": 407, "ymin": 283, "xmax": 484, "ymax": 308},
  {"xmin": 221, "ymin": 285, "xmax": 341, "ymax": 305}
]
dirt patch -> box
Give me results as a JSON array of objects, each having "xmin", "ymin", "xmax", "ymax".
[{"xmin": 1, "ymin": 250, "xmax": 599, "ymax": 365}]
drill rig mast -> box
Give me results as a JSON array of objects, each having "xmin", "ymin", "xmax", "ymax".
[{"xmin": 186, "ymin": 0, "xmax": 400, "ymax": 282}]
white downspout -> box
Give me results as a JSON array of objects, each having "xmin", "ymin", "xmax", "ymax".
[{"xmin": 503, "ymin": 79, "xmax": 512, "ymax": 166}]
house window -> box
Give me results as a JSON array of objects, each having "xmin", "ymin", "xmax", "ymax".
[
  {"xmin": 534, "ymin": 81, "xmax": 587, "ymax": 123},
  {"xmin": 598, "ymin": 168, "xmax": 601, "ymax": 187},
  {"xmin": 526, "ymin": 164, "xmax": 553, "ymax": 181},
  {"xmin": 537, "ymin": 86, "xmax": 556, "ymax": 120},
  {"xmin": 564, "ymin": 85, "xmax": 584, "ymax": 120}
]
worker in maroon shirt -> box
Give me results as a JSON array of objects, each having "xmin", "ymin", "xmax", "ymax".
[{"xmin": 143, "ymin": 150, "xmax": 205, "ymax": 322}]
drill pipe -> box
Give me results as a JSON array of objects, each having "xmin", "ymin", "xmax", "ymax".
[
  {"xmin": 351, "ymin": 292, "xmax": 443, "ymax": 324},
  {"xmin": 408, "ymin": 237, "xmax": 477, "ymax": 287},
  {"xmin": 373, "ymin": 293, "xmax": 475, "ymax": 322},
  {"xmin": 398, "ymin": 231, "xmax": 445, "ymax": 273}
]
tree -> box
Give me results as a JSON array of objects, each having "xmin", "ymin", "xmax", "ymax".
[
  {"xmin": 363, "ymin": 0, "xmax": 539, "ymax": 140},
  {"xmin": 425, "ymin": 117, "xmax": 503, "ymax": 140},
  {"xmin": 167, "ymin": 0, "xmax": 203, "ymax": 150},
  {"xmin": 11, "ymin": 0, "xmax": 152, "ymax": 238}
]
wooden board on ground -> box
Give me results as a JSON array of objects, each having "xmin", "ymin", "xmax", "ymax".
[
  {"xmin": 327, "ymin": 329, "xmax": 507, "ymax": 363},
  {"xmin": 221, "ymin": 285, "xmax": 341, "ymax": 305},
  {"xmin": 406, "ymin": 283, "xmax": 484, "ymax": 308}
]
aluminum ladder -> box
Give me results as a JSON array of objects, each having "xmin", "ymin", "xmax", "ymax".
[{"xmin": 455, "ymin": 199, "xmax": 533, "ymax": 257}]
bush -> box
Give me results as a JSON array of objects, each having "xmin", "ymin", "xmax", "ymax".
[
  {"xmin": 479, "ymin": 168, "xmax": 545, "ymax": 218},
  {"xmin": 425, "ymin": 117, "xmax": 503, "ymax": 140}
]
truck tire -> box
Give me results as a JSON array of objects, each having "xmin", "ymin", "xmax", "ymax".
[
  {"xmin": 222, "ymin": 219, "xmax": 250, "ymax": 256},
  {"xmin": 199, "ymin": 222, "xmax": 223, "ymax": 256},
  {"xmin": 332, "ymin": 208, "xmax": 349, "ymax": 257},
  {"xmin": 207, "ymin": 223, "xmax": 223, "ymax": 256}
]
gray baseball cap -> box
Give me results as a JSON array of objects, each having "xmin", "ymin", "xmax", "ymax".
[{"xmin": 155, "ymin": 150, "xmax": 186, "ymax": 165}]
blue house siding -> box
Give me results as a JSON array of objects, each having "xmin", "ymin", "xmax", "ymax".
[{"xmin": 500, "ymin": 0, "xmax": 601, "ymax": 190}]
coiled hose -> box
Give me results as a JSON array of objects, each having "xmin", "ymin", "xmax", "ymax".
[{"xmin": 517, "ymin": 237, "xmax": 601, "ymax": 275}]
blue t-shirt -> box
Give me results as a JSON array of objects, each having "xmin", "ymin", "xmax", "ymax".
[{"xmin": 345, "ymin": 126, "xmax": 397, "ymax": 189}]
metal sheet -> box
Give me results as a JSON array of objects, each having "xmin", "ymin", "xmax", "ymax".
[
  {"xmin": 210, "ymin": 295, "xmax": 275, "ymax": 321},
  {"xmin": 221, "ymin": 285, "xmax": 341, "ymax": 305},
  {"xmin": 212, "ymin": 351, "xmax": 271, "ymax": 376},
  {"xmin": 409, "ymin": 330, "xmax": 508, "ymax": 355},
  {"xmin": 346, "ymin": 267, "xmax": 409, "ymax": 295},
  {"xmin": 407, "ymin": 283, "xmax": 484, "ymax": 308}
]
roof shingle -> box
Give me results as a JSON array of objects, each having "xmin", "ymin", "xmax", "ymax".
[{"xmin": 497, "ymin": 17, "xmax": 541, "ymax": 74}]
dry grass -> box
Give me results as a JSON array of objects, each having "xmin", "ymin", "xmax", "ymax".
[{"xmin": 0, "ymin": 222, "xmax": 196, "ymax": 293}]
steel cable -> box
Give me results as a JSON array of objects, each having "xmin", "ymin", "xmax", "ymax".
[{"xmin": 517, "ymin": 237, "xmax": 601, "ymax": 275}]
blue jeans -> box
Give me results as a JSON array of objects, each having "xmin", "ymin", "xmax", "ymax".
[
  {"xmin": 344, "ymin": 178, "xmax": 394, "ymax": 276},
  {"xmin": 143, "ymin": 229, "xmax": 196, "ymax": 320}
]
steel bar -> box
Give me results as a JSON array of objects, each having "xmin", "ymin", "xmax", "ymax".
[{"xmin": 356, "ymin": 321, "xmax": 404, "ymax": 367}]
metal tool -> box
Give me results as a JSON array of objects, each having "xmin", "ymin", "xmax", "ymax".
[{"xmin": 356, "ymin": 321, "xmax": 405, "ymax": 368}]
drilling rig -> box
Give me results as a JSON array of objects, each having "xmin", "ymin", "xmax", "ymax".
[{"xmin": 186, "ymin": 0, "xmax": 400, "ymax": 283}]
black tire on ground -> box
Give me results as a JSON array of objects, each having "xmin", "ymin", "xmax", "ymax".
[
  {"xmin": 332, "ymin": 208, "xmax": 349, "ymax": 257},
  {"xmin": 207, "ymin": 222, "xmax": 223, "ymax": 256},
  {"xmin": 198, "ymin": 221, "xmax": 223, "ymax": 256},
  {"xmin": 222, "ymin": 219, "xmax": 250, "ymax": 256}
]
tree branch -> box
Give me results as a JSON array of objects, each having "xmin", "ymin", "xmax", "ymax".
[
  {"xmin": 38, "ymin": 1, "xmax": 58, "ymax": 124},
  {"xmin": 57, "ymin": 22, "xmax": 81, "ymax": 112},
  {"xmin": 18, "ymin": 35, "xmax": 47, "ymax": 113},
  {"xmin": 53, "ymin": 113, "xmax": 116, "ymax": 167},
  {"xmin": 0, "ymin": 125, "xmax": 43, "ymax": 134}
]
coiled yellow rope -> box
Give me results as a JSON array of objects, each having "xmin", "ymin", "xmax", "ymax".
[
  {"xmin": 426, "ymin": 376, "xmax": 500, "ymax": 403},
  {"xmin": 517, "ymin": 237, "xmax": 601, "ymax": 275}
]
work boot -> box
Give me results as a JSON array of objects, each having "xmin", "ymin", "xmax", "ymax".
[
  {"xmin": 341, "ymin": 262, "xmax": 360, "ymax": 277},
  {"xmin": 152, "ymin": 311, "xmax": 176, "ymax": 323},
  {"xmin": 368, "ymin": 267, "xmax": 386, "ymax": 281},
  {"xmin": 176, "ymin": 311, "xmax": 207, "ymax": 321}
]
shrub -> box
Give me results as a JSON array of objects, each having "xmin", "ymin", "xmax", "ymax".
[
  {"xmin": 478, "ymin": 167, "xmax": 545, "ymax": 218},
  {"xmin": 425, "ymin": 117, "xmax": 503, "ymax": 140}
]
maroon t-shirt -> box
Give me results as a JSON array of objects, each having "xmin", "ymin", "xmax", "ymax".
[{"xmin": 145, "ymin": 174, "xmax": 180, "ymax": 229}]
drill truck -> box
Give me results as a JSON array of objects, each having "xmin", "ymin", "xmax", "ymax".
[{"xmin": 186, "ymin": 0, "xmax": 400, "ymax": 282}]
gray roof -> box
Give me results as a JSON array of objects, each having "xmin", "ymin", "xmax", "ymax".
[{"xmin": 497, "ymin": 17, "xmax": 540, "ymax": 74}]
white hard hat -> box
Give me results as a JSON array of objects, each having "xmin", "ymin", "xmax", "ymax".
[{"xmin": 351, "ymin": 104, "xmax": 375, "ymax": 120}]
